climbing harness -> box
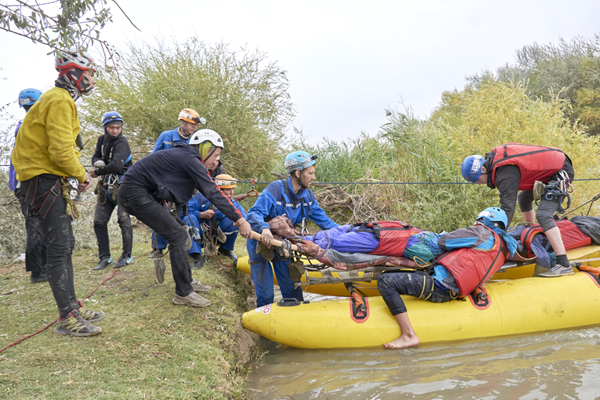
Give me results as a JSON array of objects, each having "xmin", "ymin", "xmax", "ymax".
[{"xmin": 534, "ymin": 170, "xmax": 573, "ymax": 214}]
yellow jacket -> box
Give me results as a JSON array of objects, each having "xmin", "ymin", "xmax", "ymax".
[{"xmin": 12, "ymin": 87, "xmax": 87, "ymax": 183}]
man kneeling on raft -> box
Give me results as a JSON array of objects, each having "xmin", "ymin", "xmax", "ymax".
[{"xmin": 377, "ymin": 207, "xmax": 518, "ymax": 349}]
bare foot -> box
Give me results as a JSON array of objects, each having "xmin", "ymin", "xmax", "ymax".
[{"xmin": 384, "ymin": 335, "xmax": 420, "ymax": 349}]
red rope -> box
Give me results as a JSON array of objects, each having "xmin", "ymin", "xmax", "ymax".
[
  {"xmin": 207, "ymin": 223, "xmax": 234, "ymax": 268},
  {"xmin": 0, "ymin": 252, "xmax": 153, "ymax": 355}
]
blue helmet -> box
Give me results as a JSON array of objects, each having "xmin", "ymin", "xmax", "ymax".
[
  {"xmin": 101, "ymin": 111, "xmax": 124, "ymax": 127},
  {"xmin": 461, "ymin": 155, "xmax": 485, "ymax": 183},
  {"xmin": 18, "ymin": 88, "xmax": 42, "ymax": 108},
  {"xmin": 477, "ymin": 207, "xmax": 508, "ymax": 230},
  {"xmin": 285, "ymin": 151, "xmax": 317, "ymax": 174}
]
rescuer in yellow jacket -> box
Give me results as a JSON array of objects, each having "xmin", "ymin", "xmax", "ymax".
[{"xmin": 12, "ymin": 48, "xmax": 105, "ymax": 337}]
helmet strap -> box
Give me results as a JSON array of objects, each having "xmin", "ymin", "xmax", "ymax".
[{"xmin": 203, "ymin": 146, "xmax": 217, "ymax": 166}]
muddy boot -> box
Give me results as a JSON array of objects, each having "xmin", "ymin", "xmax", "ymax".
[
  {"xmin": 191, "ymin": 279, "xmax": 211, "ymax": 292},
  {"xmin": 30, "ymin": 272, "xmax": 48, "ymax": 283},
  {"xmin": 54, "ymin": 310, "xmax": 102, "ymax": 337},
  {"xmin": 218, "ymin": 248, "xmax": 238, "ymax": 262},
  {"xmin": 172, "ymin": 292, "xmax": 211, "ymax": 307}
]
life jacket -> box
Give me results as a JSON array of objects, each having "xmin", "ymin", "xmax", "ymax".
[
  {"xmin": 490, "ymin": 143, "xmax": 565, "ymax": 191},
  {"xmin": 520, "ymin": 219, "xmax": 591, "ymax": 258},
  {"xmin": 435, "ymin": 227, "xmax": 508, "ymax": 298},
  {"xmin": 349, "ymin": 221, "xmax": 422, "ymax": 258}
]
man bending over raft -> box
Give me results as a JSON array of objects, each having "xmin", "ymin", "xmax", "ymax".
[
  {"xmin": 462, "ymin": 143, "xmax": 575, "ymax": 277},
  {"xmin": 377, "ymin": 207, "xmax": 517, "ymax": 349}
]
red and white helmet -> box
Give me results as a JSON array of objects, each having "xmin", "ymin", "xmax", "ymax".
[{"xmin": 55, "ymin": 48, "xmax": 96, "ymax": 74}]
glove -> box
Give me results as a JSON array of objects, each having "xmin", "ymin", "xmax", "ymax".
[
  {"xmin": 256, "ymin": 242, "xmax": 275, "ymax": 261},
  {"xmin": 288, "ymin": 259, "xmax": 305, "ymax": 282}
]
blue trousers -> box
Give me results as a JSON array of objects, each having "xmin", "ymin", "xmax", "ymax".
[
  {"xmin": 247, "ymin": 238, "xmax": 303, "ymax": 307},
  {"xmin": 152, "ymin": 215, "xmax": 202, "ymax": 256}
]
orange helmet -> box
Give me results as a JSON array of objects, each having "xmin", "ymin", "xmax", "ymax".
[
  {"xmin": 178, "ymin": 108, "xmax": 203, "ymax": 124},
  {"xmin": 215, "ymin": 174, "xmax": 236, "ymax": 189}
]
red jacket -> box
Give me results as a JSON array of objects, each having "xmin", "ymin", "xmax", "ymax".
[
  {"xmin": 490, "ymin": 143, "xmax": 565, "ymax": 191},
  {"xmin": 361, "ymin": 221, "xmax": 422, "ymax": 258},
  {"xmin": 520, "ymin": 219, "xmax": 591, "ymax": 258},
  {"xmin": 436, "ymin": 227, "xmax": 508, "ymax": 297}
]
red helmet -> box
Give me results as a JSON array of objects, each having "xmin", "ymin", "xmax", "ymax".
[{"xmin": 55, "ymin": 48, "xmax": 96, "ymax": 74}]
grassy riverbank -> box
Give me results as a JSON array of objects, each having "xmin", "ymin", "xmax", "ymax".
[{"xmin": 0, "ymin": 226, "xmax": 259, "ymax": 399}]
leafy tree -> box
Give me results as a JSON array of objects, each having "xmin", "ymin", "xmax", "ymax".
[
  {"xmin": 0, "ymin": 0, "xmax": 136, "ymax": 65},
  {"xmin": 471, "ymin": 34, "xmax": 600, "ymax": 136},
  {"xmin": 80, "ymin": 37, "xmax": 295, "ymax": 180},
  {"xmin": 432, "ymin": 79, "xmax": 600, "ymax": 217}
]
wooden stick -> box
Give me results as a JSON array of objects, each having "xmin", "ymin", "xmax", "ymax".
[{"xmin": 251, "ymin": 231, "xmax": 299, "ymax": 252}]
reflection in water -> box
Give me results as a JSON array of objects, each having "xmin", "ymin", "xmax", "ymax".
[{"xmin": 247, "ymin": 326, "xmax": 600, "ymax": 399}]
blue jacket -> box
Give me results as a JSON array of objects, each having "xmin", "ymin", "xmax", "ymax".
[
  {"xmin": 8, "ymin": 120, "xmax": 22, "ymax": 191},
  {"xmin": 188, "ymin": 192, "xmax": 210, "ymax": 222},
  {"xmin": 246, "ymin": 178, "xmax": 338, "ymax": 234},
  {"xmin": 216, "ymin": 201, "xmax": 247, "ymax": 231},
  {"xmin": 152, "ymin": 127, "xmax": 190, "ymax": 152}
]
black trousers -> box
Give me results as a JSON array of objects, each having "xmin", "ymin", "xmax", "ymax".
[
  {"xmin": 93, "ymin": 191, "xmax": 133, "ymax": 260},
  {"xmin": 117, "ymin": 183, "xmax": 193, "ymax": 297},
  {"xmin": 20, "ymin": 175, "xmax": 78, "ymax": 319},
  {"xmin": 15, "ymin": 191, "xmax": 47, "ymax": 275}
]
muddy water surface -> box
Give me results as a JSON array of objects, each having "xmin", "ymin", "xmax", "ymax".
[{"xmin": 246, "ymin": 294, "xmax": 600, "ymax": 399}]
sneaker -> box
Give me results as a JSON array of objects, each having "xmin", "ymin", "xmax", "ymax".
[
  {"xmin": 191, "ymin": 254, "xmax": 204, "ymax": 270},
  {"xmin": 191, "ymin": 279, "xmax": 211, "ymax": 292},
  {"xmin": 154, "ymin": 258, "xmax": 167, "ymax": 283},
  {"xmin": 77, "ymin": 300, "xmax": 105, "ymax": 323},
  {"xmin": 114, "ymin": 254, "xmax": 133, "ymax": 269},
  {"xmin": 30, "ymin": 272, "xmax": 48, "ymax": 283},
  {"xmin": 54, "ymin": 310, "xmax": 102, "ymax": 337},
  {"xmin": 173, "ymin": 292, "xmax": 211, "ymax": 307},
  {"xmin": 218, "ymin": 248, "xmax": 238, "ymax": 262},
  {"xmin": 94, "ymin": 256, "xmax": 113, "ymax": 271},
  {"xmin": 148, "ymin": 249, "xmax": 163, "ymax": 258},
  {"xmin": 540, "ymin": 264, "xmax": 575, "ymax": 277}
]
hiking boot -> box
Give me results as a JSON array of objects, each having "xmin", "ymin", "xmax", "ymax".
[
  {"xmin": 30, "ymin": 272, "xmax": 48, "ymax": 283},
  {"xmin": 191, "ymin": 279, "xmax": 211, "ymax": 292},
  {"xmin": 540, "ymin": 264, "xmax": 574, "ymax": 277},
  {"xmin": 94, "ymin": 256, "xmax": 113, "ymax": 271},
  {"xmin": 148, "ymin": 249, "xmax": 163, "ymax": 258},
  {"xmin": 191, "ymin": 254, "xmax": 204, "ymax": 270},
  {"xmin": 173, "ymin": 292, "xmax": 212, "ymax": 307},
  {"xmin": 77, "ymin": 300, "xmax": 105, "ymax": 323},
  {"xmin": 218, "ymin": 248, "xmax": 238, "ymax": 262},
  {"xmin": 54, "ymin": 310, "xmax": 102, "ymax": 337},
  {"xmin": 154, "ymin": 258, "xmax": 167, "ymax": 283},
  {"xmin": 114, "ymin": 254, "xmax": 133, "ymax": 269}
]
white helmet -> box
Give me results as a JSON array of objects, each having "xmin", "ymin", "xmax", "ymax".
[
  {"xmin": 55, "ymin": 48, "xmax": 96, "ymax": 73},
  {"xmin": 189, "ymin": 129, "xmax": 224, "ymax": 149}
]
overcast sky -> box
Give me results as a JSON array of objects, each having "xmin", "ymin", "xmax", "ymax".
[{"xmin": 1, "ymin": 0, "xmax": 600, "ymax": 144}]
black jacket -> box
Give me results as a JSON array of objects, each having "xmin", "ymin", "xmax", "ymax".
[
  {"xmin": 120, "ymin": 143, "xmax": 242, "ymax": 222},
  {"xmin": 91, "ymin": 134, "xmax": 132, "ymax": 176}
]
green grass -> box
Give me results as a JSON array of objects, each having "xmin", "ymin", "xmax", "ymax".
[{"xmin": 0, "ymin": 226, "xmax": 258, "ymax": 399}]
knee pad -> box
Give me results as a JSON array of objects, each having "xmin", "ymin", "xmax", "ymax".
[{"xmin": 518, "ymin": 191, "xmax": 534, "ymax": 212}]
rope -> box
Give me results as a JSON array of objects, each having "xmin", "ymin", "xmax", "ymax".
[
  {"xmin": 0, "ymin": 250, "xmax": 151, "ymax": 355},
  {"xmin": 232, "ymin": 177, "xmax": 600, "ymax": 186}
]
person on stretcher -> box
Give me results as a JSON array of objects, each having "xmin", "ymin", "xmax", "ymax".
[{"xmin": 268, "ymin": 213, "xmax": 514, "ymax": 271}]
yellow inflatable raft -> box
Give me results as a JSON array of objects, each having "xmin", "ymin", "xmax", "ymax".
[
  {"xmin": 241, "ymin": 271, "xmax": 600, "ymax": 348},
  {"xmin": 235, "ymin": 245, "xmax": 600, "ymax": 297}
]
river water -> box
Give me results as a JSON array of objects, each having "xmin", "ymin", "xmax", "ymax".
[{"xmin": 246, "ymin": 293, "xmax": 600, "ymax": 400}]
